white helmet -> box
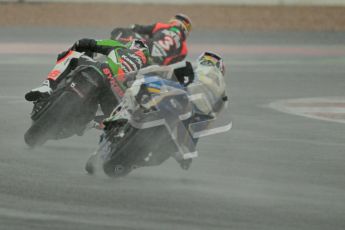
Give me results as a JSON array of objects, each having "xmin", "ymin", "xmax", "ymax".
[
  {"xmin": 197, "ymin": 51, "xmax": 225, "ymax": 76},
  {"xmin": 188, "ymin": 52, "xmax": 227, "ymax": 115}
]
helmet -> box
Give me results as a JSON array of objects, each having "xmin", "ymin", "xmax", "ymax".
[
  {"xmin": 127, "ymin": 39, "xmax": 150, "ymax": 60},
  {"xmin": 170, "ymin": 14, "xmax": 192, "ymax": 36},
  {"xmin": 127, "ymin": 39, "xmax": 148, "ymax": 51},
  {"xmin": 197, "ymin": 51, "xmax": 225, "ymax": 76}
]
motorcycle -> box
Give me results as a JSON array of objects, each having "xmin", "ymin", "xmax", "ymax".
[
  {"xmin": 85, "ymin": 64, "xmax": 231, "ymax": 178},
  {"xmin": 24, "ymin": 51, "xmax": 120, "ymax": 147}
]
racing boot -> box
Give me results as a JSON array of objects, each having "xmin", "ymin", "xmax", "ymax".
[{"xmin": 25, "ymin": 80, "xmax": 52, "ymax": 102}]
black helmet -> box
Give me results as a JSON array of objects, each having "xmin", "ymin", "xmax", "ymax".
[{"xmin": 127, "ymin": 39, "xmax": 150, "ymax": 58}]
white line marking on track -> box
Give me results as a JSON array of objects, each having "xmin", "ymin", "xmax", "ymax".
[{"xmin": 269, "ymin": 97, "xmax": 345, "ymax": 124}]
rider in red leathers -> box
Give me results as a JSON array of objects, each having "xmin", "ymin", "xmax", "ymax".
[{"xmin": 111, "ymin": 14, "xmax": 192, "ymax": 65}]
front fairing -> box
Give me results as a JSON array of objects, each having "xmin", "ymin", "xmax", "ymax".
[{"xmin": 187, "ymin": 64, "xmax": 232, "ymax": 139}]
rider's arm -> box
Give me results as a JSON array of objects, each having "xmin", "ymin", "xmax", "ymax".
[
  {"xmin": 132, "ymin": 24, "xmax": 155, "ymax": 37},
  {"xmin": 71, "ymin": 38, "xmax": 127, "ymax": 56}
]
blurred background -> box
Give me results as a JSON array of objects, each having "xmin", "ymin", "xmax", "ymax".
[
  {"xmin": 0, "ymin": 0, "xmax": 345, "ymax": 30},
  {"xmin": 0, "ymin": 1, "xmax": 344, "ymax": 230}
]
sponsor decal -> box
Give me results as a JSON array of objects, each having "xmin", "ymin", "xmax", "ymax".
[
  {"xmin": 128, "ymin": 53, "xmax": 143, "ymax": 66},
  {"xmin": 121, "ymin": 55, "xmax": 138, "ymax": 72},
  {"xmin": 134, "ymin": 51, "xmax": 147, "ymax": 64},
  {"xmin": 158, "ymin": 36, "xmax": 175, "ymax": 51},
  {"xmin": 47, "ymin": 69, "xmax": 61, "ymax": 80},
  {"xmin": 162, "ymin": 30, "xmax": 181, "ymax": 49},
  {"xmin": 102, "ymin": 68, "xmax": 124, "ymax": 97}
]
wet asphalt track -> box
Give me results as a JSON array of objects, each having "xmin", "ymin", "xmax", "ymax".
[{"xmin": 0, "ymin": 28, "xmax": 345, "ymax": 230}]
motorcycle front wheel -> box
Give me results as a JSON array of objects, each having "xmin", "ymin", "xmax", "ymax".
[{"xmin": 24, "ymin": 91, "xmax": 82, "ymax": 147}]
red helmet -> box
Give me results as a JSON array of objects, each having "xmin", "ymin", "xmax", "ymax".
[{"xmin": 170, "ymin": 14, "xmax": 192, "ymax": 36}]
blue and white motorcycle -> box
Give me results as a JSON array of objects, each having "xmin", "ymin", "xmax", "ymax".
[{"xmin": 85, "ymin": 54, "xmax": 231, "ymax": 177}]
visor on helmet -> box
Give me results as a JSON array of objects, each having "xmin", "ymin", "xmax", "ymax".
[
  {"xmin": 170, "ymin": 14, "xmax": 192, "ymax": 35},
  {"xmin": 197, "ymin": 52, "xmax": 225, "ymax": 76},
  {"xmin": 128, "ymin": 39, "xmax": 148, "ymax": 50}
]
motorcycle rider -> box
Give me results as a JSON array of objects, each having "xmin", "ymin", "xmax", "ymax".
[
  {"xmin": 100, "ymin": 51, "xmax": 227, "ymax": 172},
  {"xmin": 165, "ymin": 51, "xmax": 227, "ymax": 170},
  {"xmin": 25, "ymin": 38, "xmax": 151, "ymax": 107},
  {"xmin": 111, "ymin": 14, "xmax": 192, "ymax": 65}
]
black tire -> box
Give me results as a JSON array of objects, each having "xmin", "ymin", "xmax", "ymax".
[
  {"xmin": 102, "ymin": 125, "xmax": 173, "ymax": 178},
  {"xmin": 24, "ymin": 91, "xmax": 82, "ymax": 147},
  {"xmin": 102, "ymin": 122, "xmax": 141, "ymax": 178}
]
